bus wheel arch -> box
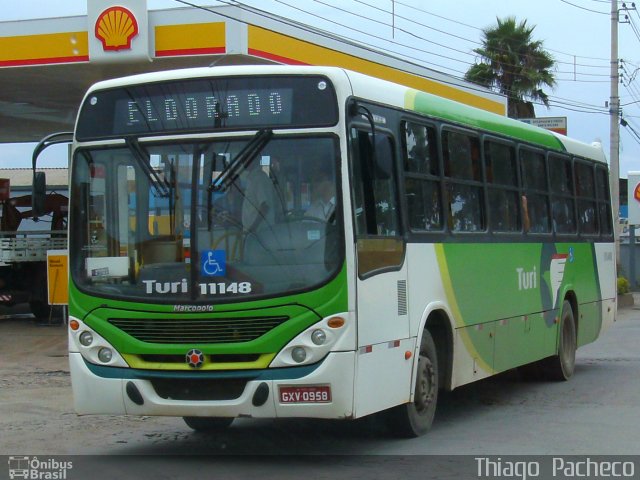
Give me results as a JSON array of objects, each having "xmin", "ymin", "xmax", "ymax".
[
  {"xmin": 424, "ymin": 309, "xmax": 454, "ymax": 391},
  {"xmin": 542, "ymin": 297, "xmax": 577, "ymax": 381},
  {"xmin": 564, "ymin": 290, "xmax": 579, "ymax": 340},
  {"xmin": 383, "ymin": 309, "xmax": 453, "ymax": 437},
  {"xmin": 384, "ymin": 328, "xmax": 439, "ymax": 437}
]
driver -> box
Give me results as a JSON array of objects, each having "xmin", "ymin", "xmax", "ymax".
[
  {"xmin": 305, "ymin": 168, "xmax": 335, "ymax": 221},
  {"xmin": 241, "ymin": 156, "xmax": 284, "ymax": 232}
]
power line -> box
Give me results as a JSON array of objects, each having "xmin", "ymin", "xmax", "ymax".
[
  {"xmin": 277, "ymin": 0, "xmax": 611, "ymax": 84},
  {"xmin": 169, "ymin": 1, "xmax": 490, "ymax": 93},
  {"xmin": 621, "ymin": 119, "xmax": 640, "ymax": 146},
  {"xmin": 170, "ymin": 0, "xmax": 615, "ymax": 120},
  {"xmin": 374, "ymin": 0, "xmax": 612, "ymax": 63},
  {"xmin": 559, "ymin": 0, "xmax": 609, "ymax": 15},
  {"xmin": 348, "ymin": 0, "xmax": 479, "ymax": 46},
  {"xmin": 311, "ymin": 0, "xmax": 611, "ymax": 71},
  {"xmin": 307, "ymin": 0, "xmax": 478, "ymax": 60},
  {"xmin": 555, "ymin": 78, "xmax": 611, "ymax": 83},
  {"xmin": 392, "ymin": 0, "xmax": 482, "ymax": 32}
]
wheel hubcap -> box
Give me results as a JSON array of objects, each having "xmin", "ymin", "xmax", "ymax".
[{"xmin": 415, "ymin": 355, "xmax": 435, "ymax": 413}]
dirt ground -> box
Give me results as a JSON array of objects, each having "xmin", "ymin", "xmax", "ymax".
[{"xmin": 0, "ymin": 311, "xmax": 190, "ymax": 455}]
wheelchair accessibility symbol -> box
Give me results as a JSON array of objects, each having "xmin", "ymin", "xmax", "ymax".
[{"xmin": 201, "ymin": 250, "xmax": 226, "ymax": 277}]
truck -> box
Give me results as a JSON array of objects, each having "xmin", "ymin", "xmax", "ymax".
[{"xmin": 0, "ymin": 177, "xmax": 68, "ymax": 320}]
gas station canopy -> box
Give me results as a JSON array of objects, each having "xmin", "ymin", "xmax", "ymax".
[{"xmin": 0, "ymin": 1, "xmax": 505, "ymax": 143}]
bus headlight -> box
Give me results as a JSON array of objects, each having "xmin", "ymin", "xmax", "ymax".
[
  {"xmin": 311, "ymin": 329, "xmax": 326, "ymax": 345},
  {"xmin": 69, "ymin": 316, "xmax": 129, "ymax": 368},
  {"xmin": 291, "ymin": 347, "xmax": 307, "ymax": 363},
  {"xmin": 270, "ymin": 313, "xmax": 351, "ymax": 368},
  {"xmin": 79, "ymin": 331, "xmax": 94, "ymax": 346},
  {"xmin": 98, "ymin": 347, "xmax": 113, "ymax": 363}
]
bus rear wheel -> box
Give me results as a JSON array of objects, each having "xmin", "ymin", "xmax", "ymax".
[
  {"xmin": 542, "ymin": 300, "xmax": 576, "ymax": 381},
  {"xmin": 183, "ymin": 416, "xmax": 234, "ymax": 432},
  {"xmin": 385, "ymin": 329, "xmax": 439, "ymax": 437}
]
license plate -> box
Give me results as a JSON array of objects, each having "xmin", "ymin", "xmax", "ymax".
[{"xmin": 279, "ymin": 385, "xmax": 332, "ymax": 404}]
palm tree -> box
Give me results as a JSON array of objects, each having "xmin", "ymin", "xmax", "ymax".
[{"xmin": 465, "ymin": 17, "xmax": 556, "ymax": 119}]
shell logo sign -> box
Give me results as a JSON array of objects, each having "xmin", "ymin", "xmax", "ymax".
[
  {"xmin": 628, "ymin": 172, "xmax": 640, "ymax": 225},
  {"xmin": 95, "ymin": 6, "xmax": 139, "ymax": 51}
]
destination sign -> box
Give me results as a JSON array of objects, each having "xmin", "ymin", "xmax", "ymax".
[
  {"xmin": 76, "ymin": 75, "xmax": 338, "ymax": 140},
  {"xmin": 116, "ymin": 87, "xmax": 294, "ymax": 132}
]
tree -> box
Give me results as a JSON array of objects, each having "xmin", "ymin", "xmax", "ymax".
[{"xmin": 465, "ymin": 17, "xmax": 556, "ymax": 119}]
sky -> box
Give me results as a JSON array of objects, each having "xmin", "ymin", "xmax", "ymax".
[{"xmin": 1, "ymin": 0, "xmax": 639, "ymax": 178}]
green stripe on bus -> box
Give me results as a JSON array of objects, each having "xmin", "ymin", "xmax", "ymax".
[{"xmin": 405, "ymin": 89, "xmax": 565, "ymax": 151}]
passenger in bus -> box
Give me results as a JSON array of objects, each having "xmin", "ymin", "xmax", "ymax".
[
  {"xmin": 522, "ymin": 195, "xmax": 531, "ymax": 233},
  {"xmin": 306, "ymin": 168, "xmax": 335, "ymax": 221},
  {"xmin": 241, "ymin": 156, "xmax": 284, "ymax": 232},
  {"xmin": 552, "ymin": 199, "xmax": 575, "ymax": 234}
]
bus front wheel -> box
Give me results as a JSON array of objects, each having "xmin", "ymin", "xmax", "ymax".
[
  {"xmin": 385, "ymin": 329, "xmax": 439, "ymax": 437},
  {"xmin": 183, "ymin": 416, "xmax": 234, "ymax": 432},
  {"xmin": 542, "ymin": 300, "xmax": 577, "ymax": 381}
]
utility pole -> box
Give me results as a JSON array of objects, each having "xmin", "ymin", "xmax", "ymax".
[
  {"xmin": 611, "ymin": 0, "xmax": 620, "ymax": 254},
  {"xmin": 391, "ymin": 0, "xmax": 395, "ymax": 38}
]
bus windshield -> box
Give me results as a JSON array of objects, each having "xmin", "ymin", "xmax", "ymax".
[{"xmin": 69, "ymin": 135, "xmax": 342, "ymax": 303}]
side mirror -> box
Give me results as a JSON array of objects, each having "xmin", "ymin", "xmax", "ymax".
[
  {"xmin": 31, "ymin": 132, "xmax": 73, "ymax": 219},
  {"xmin": 32, "ymin": 171, "xmax": 47, "ymax": 218}
]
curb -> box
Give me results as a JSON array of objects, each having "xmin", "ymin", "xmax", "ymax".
[{"xmin": 618, "ymin": 293, "xmax": 635, "ymax": 309}]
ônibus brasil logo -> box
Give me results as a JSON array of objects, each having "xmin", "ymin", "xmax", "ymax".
[
  {"xmin": 186, "ymin": 349, "xmax": 205, "ymax": 369},
  {"xmin": 8, "ymin": 456, "xmax": 73, "ymax": 479}
]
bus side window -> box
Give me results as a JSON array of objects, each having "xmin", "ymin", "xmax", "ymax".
[
  {"xmin": 485, "ymin": 140, "xmax": 520, "ymax": 232},
  {"xmin": 442, "ymin": 130, "xmax": 484, "ymax": 232},
  {"xmin": 520, "ymin": 148, "xmax": 551, "ymax": 234},
  {"xmin": 595, "ymin": 166, "xmax": 613, "ymax": 236},
  {"xmin": 402, "ymin": 121, "xmax": 442, "ymax": 232},
  {"xmin": 350, "ymin": 128, "xmax": 399, "ymax": 236},
  {"xmin": 575, "ymin": 161, "xmax": 598, "ymax": 235},
  {"xmin": 350, "ymin": 127, "xmax": 404, "ymax": 277},
  {"xmin": 549, "ymin": 154, "xmax": 576, "ymax": 235}
]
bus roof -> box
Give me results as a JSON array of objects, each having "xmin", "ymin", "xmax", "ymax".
[
  {"xmin": 343, "ymin": 69, "xmax": 607, "ymax": 164},
  {"xmin": 83, "ymin": 65, "xmax": 607, "ymax": 164}
]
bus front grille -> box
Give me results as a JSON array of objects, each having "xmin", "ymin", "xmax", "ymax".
[
  {"xmin": 108, "ymin": 316, "xmax": 288, "ymax": 344},
  {"xmin": 151, "ymin": 378, "xmax": 248, "ymax": 400}
]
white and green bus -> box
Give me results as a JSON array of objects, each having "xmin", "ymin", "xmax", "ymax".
[{"xmin": 63, "ymin": 65, "xmax": 616, "ymax": 437}]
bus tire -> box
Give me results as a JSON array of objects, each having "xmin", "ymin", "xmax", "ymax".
[
  {"xmin": 385, "ymin": 329, "xmax": 439, "ymax": 437},
  {"xmin": 183, "ymin": 416, "xmax": 234, "ymax": 432},
  {"xmin": 542, "ymin": 300, "xmax": 576, "ymax": 381}
]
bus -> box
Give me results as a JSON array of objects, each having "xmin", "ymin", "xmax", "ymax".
[{"xmin": 60, "ymin": 65, "xmax": 616, "ymax": 437}]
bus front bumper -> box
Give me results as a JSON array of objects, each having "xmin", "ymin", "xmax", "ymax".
[{"xmin": 69, "ymin": 351, "xmax": 356, "ymax": 419}]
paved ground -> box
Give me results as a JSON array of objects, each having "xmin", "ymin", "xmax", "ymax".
[{"xmin": 1, "ymin": 298, "xmax": 639, "ymax": 478}]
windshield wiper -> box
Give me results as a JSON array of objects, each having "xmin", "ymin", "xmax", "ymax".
[
  {"xmin": 126, "ymin": 137, "xmax": 171, "ymax": 197},
  {"xmin": 209, "ymin": 128, "xmax": 273, "ymax": 193}
]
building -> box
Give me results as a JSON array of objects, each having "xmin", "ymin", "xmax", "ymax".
[{"xmin": 0, "ymin": 1, "xmax": 505, "ymax": 145}]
